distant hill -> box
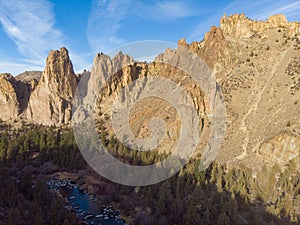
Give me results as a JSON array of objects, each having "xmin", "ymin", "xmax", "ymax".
[{"xmin": 15, "ymin": 71, "xmax": 42, "ymax": 83}]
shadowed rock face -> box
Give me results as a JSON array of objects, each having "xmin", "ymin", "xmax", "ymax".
[
  {"xmin": 15, "ymin": 71, "xmax": 42, "ymax": 83},
  {"xmin": 14, "ymin": 71, "xmax": 42, "ymax": 115},
  {"xmin": 0, "ymin": 73, "xmax": 20, "ymax": 120},
  {"xmin": 27, "ymin": 47, "xmax": 77, "ymax": 125},
  {"xmin": 0, "ymin": 73, "xmax": 39, "ymax": 121}
]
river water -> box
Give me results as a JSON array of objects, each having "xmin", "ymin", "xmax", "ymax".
[{"xmin": 47, "ymin": 179, "xmax": 126, "ymax": 225}]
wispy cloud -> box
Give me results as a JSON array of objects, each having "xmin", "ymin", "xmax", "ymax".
[
  {"xmin": 254, "ymin": 1, "xmax": 300, "ymax": 20},
  {"xmin": 0, "ymin": 0, "xmax": 63, "ymax": 62},
  {"xmin": 135, "ymin": 1, "xmax": 203, "ymax": 21},
  {"xmin": 69, "ymin": 52, "xmax": 94, "ymax": 73},
  {"xmin": 87, "ymin": 0, "xmax": 130, "ymax": 53},
  {"xmin": 188, "ymin": 0, "xmax": 300, "ymax": 42},
  {"xmin": 87, "ymin": 0, "xmax": 202, "ymax": 53},
  {"xmin": 0, "ymin": 60, "xmax": 44, "ymax": 75},
  {"xmin": 0, "ymin": 0, "xmax": 91, "ymax": 75}
]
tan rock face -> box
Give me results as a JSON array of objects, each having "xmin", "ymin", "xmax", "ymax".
[
  {"xmin": 27, "ymin": 47, "xmax": 77, "ymax": 125},
  {"xmin": 0, "ymin": 73, "xmax": 20, "ymax": 121},
  {"xmin": 178, "ymin": 26, "xmax": 237, "ymax": 73},
  {"xmin": 91, "ymin": 51, "xmax": 135, "ymax": 94},
  {"xmin": 0, "ymin": 72, "xmax": 38, "ymax": 121},
  {"xmin": 267, "ymin": 14, "xmax": 288, "ymax": 27},
  {"xmin": 220, "ymin": 13, "xmax": 254, "ymax": 38},
  {"xmin": 220, "ymin": 13, "xmax": 300, "ymax": 38},
  {"xmin": 258, "ymin": 133, "xmax": 300, "ymax": 168},
  {"xmin": 93, "ymin": 13, "xmax": 300, "ymax": 170},
  {"xmin": 92, "ymin": 49, "xmax": 208, "ymax": 154},
  {"xmin": 207, "ymin": 14, "xmax": 300, "ymax": 170},
  {"xmin": 0, "ymin": 14, "xmax": 298, "ymax": 171},
  {"xmin": 200, "ymin": 26, "xmax": 230, "ymax": 68}
]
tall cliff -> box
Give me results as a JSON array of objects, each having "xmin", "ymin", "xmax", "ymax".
[
  {"xmin": 194, "ymin": 14, "xmax": 300, "ymax": 169},
  {"xmin": 92, "ymin": 14, "xmax": 300, "ymax": 170},
  {"xmin": 0, "ymin": 14, "xmax": 299, "ymax": 171},
  {"xmin": 91, "ymin": 49, "xmax": 207, "ymax": 154},
  {"xmin": 0, "ymin": 73, "xmax": 20, "ymax": 121},
  {"xmin": 27, "ymin": 47, "xmax": 77, "ymax": 125}
]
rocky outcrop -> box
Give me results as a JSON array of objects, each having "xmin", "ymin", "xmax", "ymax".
[
  {"xmin": 199, "ymin": 26, "xmax": 232, "ymax": 69},
  {"xmin": 0, "ymin": 72, "xmax": 40, "ymax": 121},
  {"xmin": 27, "ymin": 47, "xmax": 77, "ymax": 125},
  {"xmin": 258, "ymin": 133, "xmax": 300, "ymax": 168},
  {"xmin": 177, "ymin": 26, "xmax": 236, "ymax": 73},
  {"xmin": 91, "ymin": 51, "xmax": 134, "ymax": 93},
  {"xmin": 15, "ymin": 71, "xmax": 42, "ymax": 83},
  {"xmin": 114, "ymin": 13, "xmax": 299, "ymax": 170},
  {"xmin": 220, "ymin": 13, "xmax": 300, "ymax": 38},
  {"xmin": 209, "ymin": 14, "xmax": 300, "ymax": 170},
  {"xmin": 14, "ymin": 72, "xmax": 42, "ymax": 114},
  {"xmin": 88, "ymin": 48, "xmax": 208, "ymax": 154},
  {"xmin": 0, "ymin": 14, "xmax": 299, "ymax": 171},
  {"xmin": 0, "ymin": 73, "xmax": 20, "ymax": 120}
]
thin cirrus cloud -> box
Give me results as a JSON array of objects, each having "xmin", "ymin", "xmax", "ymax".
[
  {"xmin": 254, "ymin": 1, "xmax": 300, "ymax": 20},
  {"xmin": 87, "ymin": 0, "xmax": 131, "ymax": 53},
  {"xmin": 0, "ymin": 0, "xmax": 63, "ymax": 62},
  {"xmin": 87, "ymin": 0, "xmax": 202, "ymax": 53},
  {"xmin": 188, "ymin": 0, "xmax": 300, "ymax": 42},
  {"xmin": 0, "ymin": 60, "xmax": 44, "ymax": 75},
  {"xmin": 135, "ymin": 1, "xmax": 203, "ymax": 21}
]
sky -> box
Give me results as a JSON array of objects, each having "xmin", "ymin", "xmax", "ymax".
[{"xmin": 0, "ymin": 0, "xmax": 299, "ymax": 75}]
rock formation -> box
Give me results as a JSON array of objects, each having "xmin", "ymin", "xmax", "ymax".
[
  {"xmin": 0, "ymin": 14, "xmax": 299, "ymax": 171},
  {"xmin": 0, "ymin": 48, "xmax": 79, "ymax": 125},
  {"xmin": 0, "ymin": 72, "xmax": 42, "ymax": 121},
  {"xmin": 89, "ymin": 48, "xmax": 208, "ymax": 154},
  {"xmin": 200, "ymin": 13, "xmax": 300, "ymax": 169},
  {"xmin": 220, "ymin": 13, "xmax": 300, "ymax": 38},
  {"xmin": 27, "ymin": 47, "xmax": 77, "ymax": 125},
  {"xmin": 15, "ymin": 71, "xmax": 42, "ymax": 84},
  {"xmin": 15, "ymin": 71, "xmax": 42, "ymax": 115},
  {"xmin": 0, "ymin": 73, "xmax": 20, "ymax": 120},
  {"xmin": 92, "ymin": 13, "xmax": 300, "ymax": 170},
  {"xmin": 91, "ymin": 51, "xmax": 135, "ymax": 94}
]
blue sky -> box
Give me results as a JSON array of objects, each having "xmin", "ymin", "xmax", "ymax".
[{"xmin": 0, "ymin": 0, "xmax": 299, "ymax": 75}]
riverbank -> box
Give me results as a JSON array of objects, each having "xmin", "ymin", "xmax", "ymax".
[
  {"xmin": 43, "ymin": 167, "xmax": 137, "ymax": 224},
  {"xmin": 47, "ymin": 178, "xmax": 126, "ymax": 225}
]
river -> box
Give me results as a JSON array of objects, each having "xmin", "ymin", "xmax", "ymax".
[{"xmin": 47, "ymin": 179, "xmax": 126, "ymax": 225}]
